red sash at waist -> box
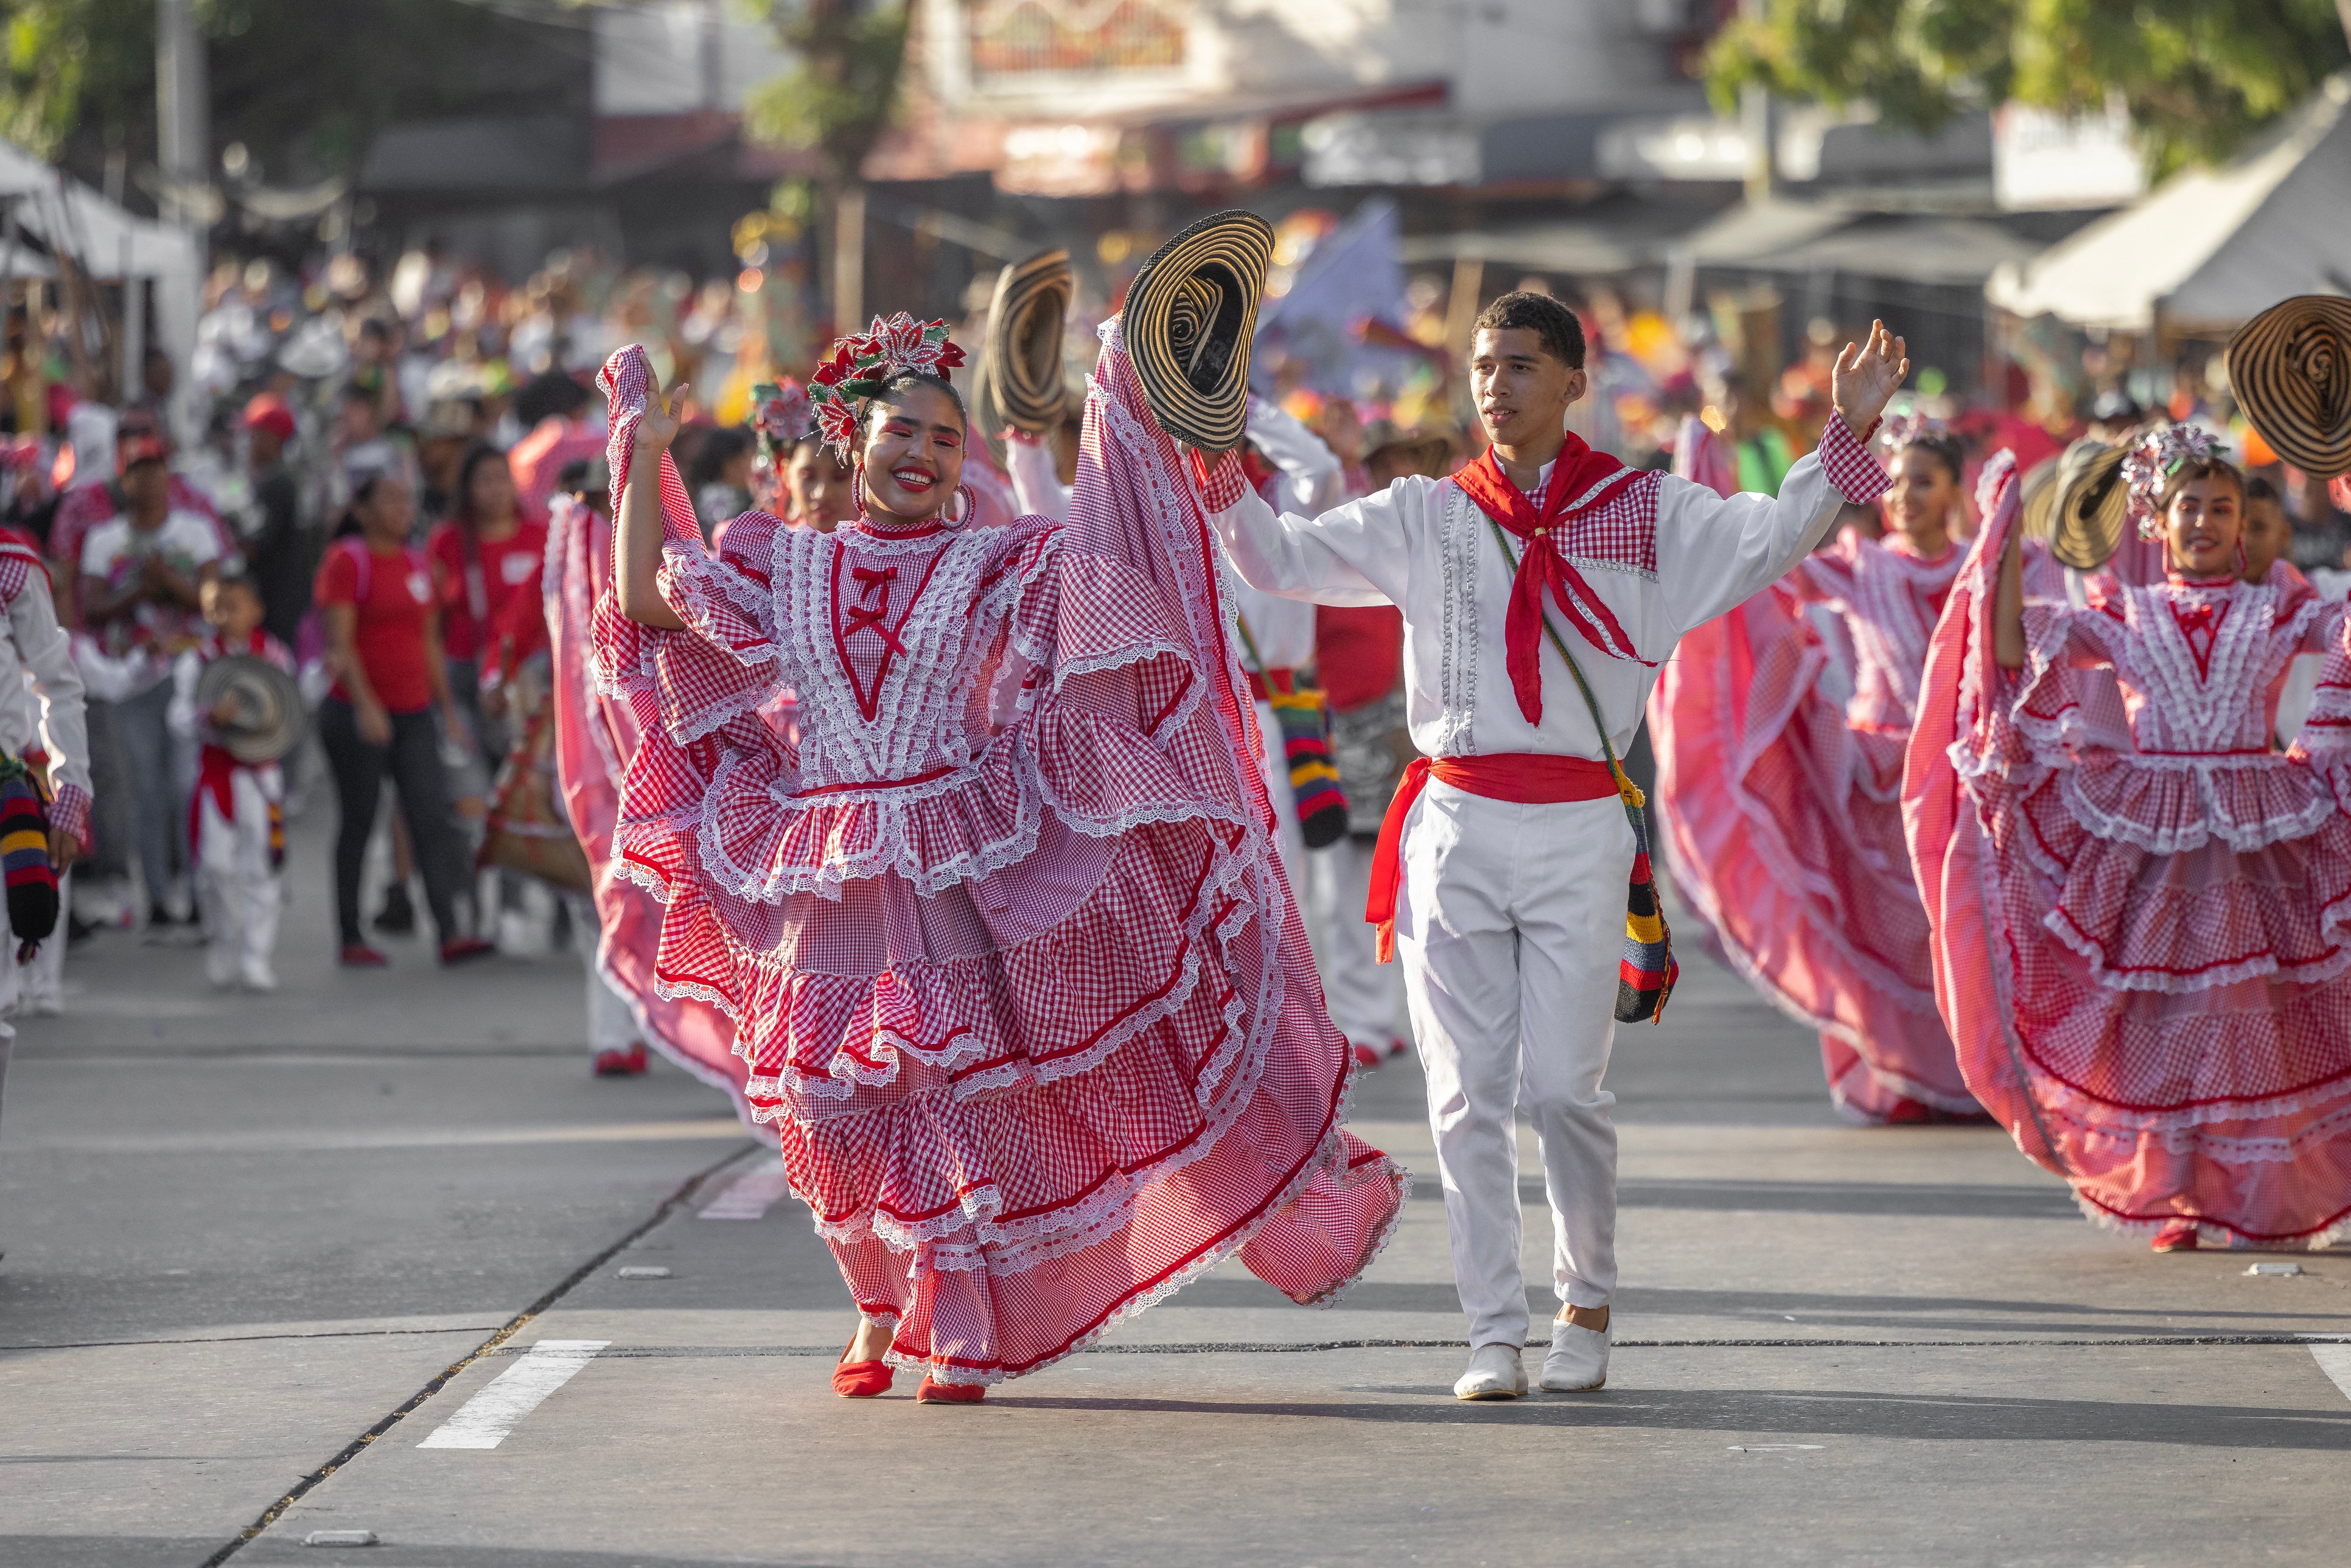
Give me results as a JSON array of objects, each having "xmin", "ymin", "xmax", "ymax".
[{"xmin": 1364, "ymin": 752, "xmax": 1619, "ymax": 962}]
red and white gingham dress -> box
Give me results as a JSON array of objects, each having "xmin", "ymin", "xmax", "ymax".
[
  {"xmin": 543, "ymin": 491, "xmax": 772, "ymax": 1136},
  {"xmin": 1653, "ymin": 511, "xmax": 1974, "ymax": 1122},
  {"xmin": 589, "ymin": 333, "xmax": 1405, "ymax": 1384},
  {"xmin": 1906, "ymin": 457, "xmax": 2351, "ymax": 1248}
]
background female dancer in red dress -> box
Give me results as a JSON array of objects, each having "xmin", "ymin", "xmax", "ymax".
[{"xmin": 1652, "ymin": 416, "xmax": 1975, "ymax": 1122}]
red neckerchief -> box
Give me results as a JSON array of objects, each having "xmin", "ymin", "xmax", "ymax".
[{"xmin": 1451, "ymin": 434, "xmax": 1649, "ymax": 725}]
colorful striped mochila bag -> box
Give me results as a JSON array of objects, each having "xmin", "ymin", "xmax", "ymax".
[
  {"xmin": 0, "ymin": 753, "xmax": 57, "ymax": 961},
  {"xmin": 1485, "ymin": 520, "xmax": 1676, "ymax": 1022},
  {"xmin": 1235, "ymin": 615, "xmax": 1349, "ymax": 849}
]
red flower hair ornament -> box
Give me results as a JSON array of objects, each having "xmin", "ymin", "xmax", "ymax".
[{"xmin": 805, "ymin": 314, "xmax": 966, "ymax": 461}]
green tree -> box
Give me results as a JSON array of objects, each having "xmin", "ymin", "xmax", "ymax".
[
  {"xmin": 741, "ymin": 0, "xmax": 912, "ymax": 325},
  {"xmin": 1706, "ymin": 0, "xmax": 2351, "ymax": 177}
]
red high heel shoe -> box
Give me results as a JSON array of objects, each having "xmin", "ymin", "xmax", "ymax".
[
  {"xmin": 832, "ymin": 1336, "xmax": 893, "ymax": 1398},
  {"xmin": 914, "ymin": 1376, "xmax": 985, "ymax": 1404}
]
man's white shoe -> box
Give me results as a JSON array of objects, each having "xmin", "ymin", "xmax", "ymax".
[
  {"xmin": 1540, "ymin": 1318, "xmax": 1610, "ymax": 1391},
  {"xmin": 1452, "ymin": 1342, "xmax": 1527, "ymax": 1401}
]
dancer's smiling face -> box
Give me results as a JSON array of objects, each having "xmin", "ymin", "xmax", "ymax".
[
  {"xmin": 2165, "ymin": 471, "xmax": 2244, "ymax": 578},
  {"xmin": 858, "ymin": 379, "xmax": 966, "ymax": 524}
]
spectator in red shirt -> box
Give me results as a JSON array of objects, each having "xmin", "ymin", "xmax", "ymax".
[
  {"xmin": 312, "ymin": 472, "xmax": 492, "ymax": 968},
  {"xmin": 426, "ymin": 444, "xmax": 547, "ymax": 779}
]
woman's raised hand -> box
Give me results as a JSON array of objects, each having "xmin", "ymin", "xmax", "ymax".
[
  {"xmin": 1831, "ymin": 320, "xmax": 1909, "ymax": 434},
  {"xmin": 638, "ymin": 374, "xmax": 690, "ymax": 462}
]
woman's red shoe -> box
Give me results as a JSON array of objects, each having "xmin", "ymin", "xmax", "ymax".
[
  {"xmin": 338, "ymin": 944, "xmax": 389, "ymax": 968},
  {"xmin": 832, "ymin": 1339, "xmax": 893, "ymax": 1398},
  {"xmin": 914, "ymin": 1376, "xmax": 985, "ymax": 1404},
  {"xmin": 2151, "ymin": 1219, "xmax": 2200, "ymax": 1252}
]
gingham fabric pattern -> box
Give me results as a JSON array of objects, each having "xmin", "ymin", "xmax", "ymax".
[
  {"xmin": 588, "ymin": 339, "xmax": 1405, "ymax": 1384},
  {"xmin": 1902, "ymin": 459, "xmax": 2351, "ymax": 1249},
  {"xmin": 542, "ymin": 492, "xmax": 772, "ymax": 1136},
  {"xmin": 1816, "ymin": 413, "xmax": 1893, "ymax": 509}
]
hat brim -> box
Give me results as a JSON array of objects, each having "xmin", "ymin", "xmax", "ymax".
[
  {"xmin": 195, "ymin": 657, "xmax": 307, "ymax": 765},
  {"xmin": 2228, "ymin": 294, "xmax": 2351, "ymax": 479},
  {"xmin": 2049, "ymin": 444, "xmax": 2130, "ymax": 571},
  {"xmin": 1121, "ymin": 211, "xmax": 1274, "ymax": 453},
  {"xmin": 987, "ymin": 250, "xmax": 1074, "ymax": 436},
  {"xmin": 2019, "ymin": 456, "xmax": 2061, "ymax": 542}
]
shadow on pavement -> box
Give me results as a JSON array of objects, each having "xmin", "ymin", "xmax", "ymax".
[{"xmin": 991, "ymin": 1386, "xmax": 2351, "ymax": 1448}]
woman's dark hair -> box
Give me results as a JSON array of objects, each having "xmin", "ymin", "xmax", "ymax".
[
  {"xmin": 1471, "ymin": 291, "xmax": 1586, "ymax": 370},
  {"xmin": 2161, "ymin": 455, "xmax": 2245, "ymax": 513},
  {"xmin": 451, "ymin": 442, "xmax": 511, "ymax": 537},
  {"xmin": 332, "ymin": 471, "xmax": 389, "ymax": 539},
  {"xmin": 1897, "ymin": 430, "xmax": 1965, "ymax": 484},
  {"xmin": 859, "ymin": 372, "xmax": 967, "ymax": 444},
  {"xmin": 2244, "ymin": 473, "xmax": 2280, "ymax": 506},
  {"xmin": 688, "ymin": 427, "xmax": 756, "ymax": 490}
]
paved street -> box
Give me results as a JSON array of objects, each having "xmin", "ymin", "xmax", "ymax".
[{"xmin": 3, "ymin": 810, "xmax": 2347, "ymax": 1567}]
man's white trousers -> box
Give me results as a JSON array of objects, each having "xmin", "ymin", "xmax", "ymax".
[{"xmin": 1392, "ymin": 781, "xmax": 1630, "ymax": 1351}]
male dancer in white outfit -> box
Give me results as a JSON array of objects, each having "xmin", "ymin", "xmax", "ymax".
[{"xmin": 1198, "ymin": 293, "xmax": 1907, "ymax": 1398}]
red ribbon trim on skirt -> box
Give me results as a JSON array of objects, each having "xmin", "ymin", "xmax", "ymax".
[{"xmin": 1365, "ymin": 752, "xmax": 1619, "ymax": 963}]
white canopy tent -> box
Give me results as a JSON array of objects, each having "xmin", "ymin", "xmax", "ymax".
[
  {"xmin": 1986, "ymin": 75, "xmax": 2351, "ymax": 333},
  {"xmin": 0, "ymin": 136, "xmax": 204, "ymax": 435}
]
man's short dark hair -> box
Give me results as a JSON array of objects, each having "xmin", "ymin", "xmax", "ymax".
[
  {"xmin": 2245, "ymin": 473, "xmax": 2280, "ymax": 506},
  {"xmin": 1472, "ymin": 291, "xmax": 1585, "ymax": 370}
]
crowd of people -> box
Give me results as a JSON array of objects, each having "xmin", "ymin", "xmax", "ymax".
[{"xmin": 1, "ymin": 214, "xmax": 2347, "ymax": 1410}]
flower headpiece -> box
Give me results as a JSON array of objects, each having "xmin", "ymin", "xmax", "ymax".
[
  {"xmin": 750, "ymin": 379, "xmax": 810, "ymax": 462},
  {"xmin": 2123, "ymin": 423, "xmax": 2223, "ymax": 538},
  {"xmin": 806, "ymin": 313, "xmax": 966, "ymax": 459},
  {"xmin": 1874, "ymin": 410, "xmax": 1950, "ymax": 462}
]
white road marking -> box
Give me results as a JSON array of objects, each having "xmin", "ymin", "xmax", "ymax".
[
  {"xmin": 417, "ymin": 1339, "xmax": 610, "ymax": 1450},
  {"xmin": 698, "ymin": 1168, "xmax": 791, "ymax": 1219},
  {"xmin": 2311, "ymin": 1344, "xmax": 2351, "ymax": 1404}
]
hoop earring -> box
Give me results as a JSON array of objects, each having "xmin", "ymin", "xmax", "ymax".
[{"xmin": 951, "ymin": 484, "xmax": 975, "ymax": 524}]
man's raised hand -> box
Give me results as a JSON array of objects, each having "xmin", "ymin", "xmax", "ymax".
[{"xmin": 1831, "ymin": 320, "xmax": 1909, "ymax": 434}]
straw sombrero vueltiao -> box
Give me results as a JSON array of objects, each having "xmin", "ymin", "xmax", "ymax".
[
  {"xmin": 2047, "ymin": 437, "xmax": 2131, "ymax": 571},
  {"xmin": 983, "ymin": 249, "xmax": 1074, "ymax": 436},
  {"xmin": 2018, "ymin": 455, "xmax": 2061, "ymax": 543},
  {"xmin": 1122, "ymin": 209, "xmax": 1274, "ymax": 453},
  {"xmin": 195, "ymin": 655, "xmax": 308, "ymax": 766},
  {"xmin": 1360, "ymin": 419, "xmax": 1453, "ymax": 476},
  {"xmin": 2228, "ymin": 294, "xmax": 2351, "ymax": 479}
]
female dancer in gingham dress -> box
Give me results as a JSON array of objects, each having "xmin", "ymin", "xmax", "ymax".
[
  {"xmin": 1652, "ymin": 417, "xmax": 1975, "ymax": 1122},
  {"xmin": 598, "ymin": 316, "xmax": 1404, "ymax": 1399},
  {"xmin": 1907, "ymin": 431, "xmax": 2351, "ymax": 1251}
]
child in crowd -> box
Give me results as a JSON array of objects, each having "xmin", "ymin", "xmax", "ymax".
[{"xmin": 170, "ymin": 566, "xmax": 293, "ymax": 991}]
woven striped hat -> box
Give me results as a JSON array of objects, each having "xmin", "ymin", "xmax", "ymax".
[
  {"xmin": 1121, "ymin": 210, "xmax": 1274, "ymax": 453},
  {"xmin": 2227, "ymin": 294, "xmax": 2351, "ymax": 479},
  {"xmin": 2047, "ymin": 438, "xmax": 2131, "ymax": 571},
  {"xmin": 2018, "ymin": 454, "xmax": 2061, "ymax": 543},
  {"xmin": 983, "ymin": 249, "xmax": 1073, "ymax": 436}
]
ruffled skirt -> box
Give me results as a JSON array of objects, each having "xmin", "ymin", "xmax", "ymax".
[{"xmin": 1653, "ymin": 593, "xmax": 1973, "ymax": 1121}]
